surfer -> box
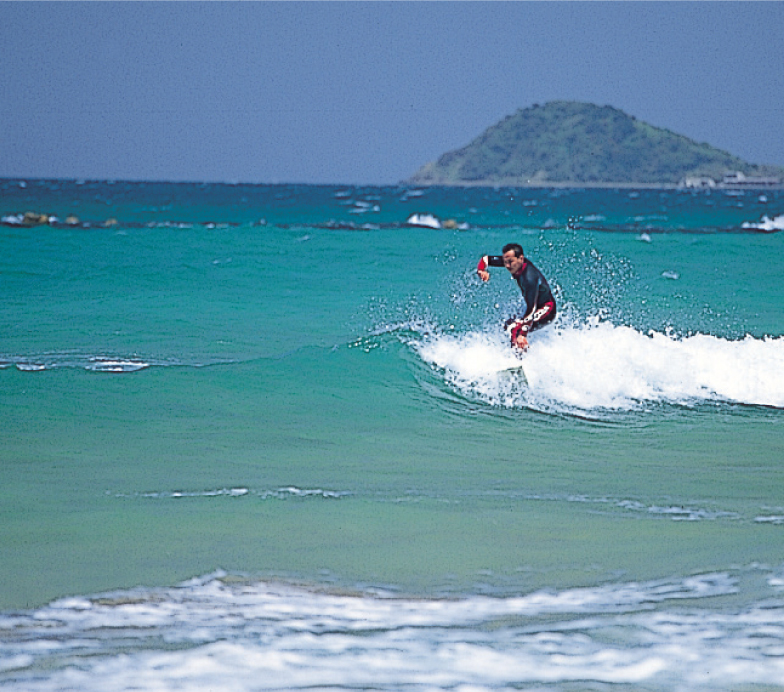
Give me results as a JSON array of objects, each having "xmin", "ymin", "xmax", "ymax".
[{"xmin": 476, "ymin": 243, "xmax": 556, "ymax": 350}]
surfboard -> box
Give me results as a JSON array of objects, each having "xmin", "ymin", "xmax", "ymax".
[{"xmin": 498, "ymin": 364, "xmax": 528, "ymax": 384}]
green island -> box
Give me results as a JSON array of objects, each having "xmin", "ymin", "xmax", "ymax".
[{"xmin": 404, "ymin": 101, "xmax": 784, "ymax": 188}]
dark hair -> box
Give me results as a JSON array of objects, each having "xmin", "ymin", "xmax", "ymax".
[{"xmin": 502, "ymin": 243, "xmax": 524, "ymax": 257}]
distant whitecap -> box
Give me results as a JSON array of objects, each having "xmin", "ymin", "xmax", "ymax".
[
  {"xmin": 742, "ymin": 214, "xmax": 784, "ymax": 232},
  {"xmin": 406, "ymin": 213, "xmax": 441, "ymax": 229}
]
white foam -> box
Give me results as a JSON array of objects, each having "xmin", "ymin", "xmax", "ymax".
[
  {"xmin": 15, "ymin": 363, "xmax": 46, "ymax": 372},
  {"xmin": 407, "ymin": 213, "xmax": 441, "ymax": 228},
  {"xmin": 1, "ymin": 214, "xmax": 25, "ymax": 226},
  {"xmin": 415, "ymin": 322, "xmax": 784, "ymax": 411},
  {"xmin": 742, "ymin": 214, "xmax": 784, "ymax": 232},
  {"xmin": 755, "ymin": 515, "xmax": 784, "ymax": 525},
  {"xmin": 87, "ymin": 357, "xmax": 150, "ymax": 372},
  {"xmin": 114, "ymin": 487, "xmax": 346, "ymax": 501},
  {"xmin": 5, "ymin": 572, "xmax": 784, "ymax": 691},
  {"xmin": 1, "ymin": 353, "xmax": 197, "ymax": 373}
]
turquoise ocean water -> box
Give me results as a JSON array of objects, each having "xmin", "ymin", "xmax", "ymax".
[{"xmin": 2, "ymin": 179, "xmax": 784, "ymax": 690}]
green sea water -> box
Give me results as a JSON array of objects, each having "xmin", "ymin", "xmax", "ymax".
[{"xmin": 1, "ymin": 181, "xmax": 783, "ymax": 690}]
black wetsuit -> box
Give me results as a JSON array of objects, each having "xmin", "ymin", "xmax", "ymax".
[{"xmin": 478, "ymin": 255, "xmax": 557, "ymax": 340}]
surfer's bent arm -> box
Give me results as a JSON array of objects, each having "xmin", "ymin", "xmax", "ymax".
[{"xmin": 476, "ymin": 255, "xmax": 504, "ymax": 281}]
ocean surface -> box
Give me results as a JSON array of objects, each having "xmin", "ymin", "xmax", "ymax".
[{"xmin": 1, "ymin": 179, "xmax": 783, "ymax": 691}]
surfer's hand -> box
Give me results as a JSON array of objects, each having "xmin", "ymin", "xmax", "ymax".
[
  {"xmin": 477, "ymin": 269, "xmax": 490, "ymax": 282},
  {"xmin": 514, "ymin": 334, "xmax": 529, "ymax": 351}
]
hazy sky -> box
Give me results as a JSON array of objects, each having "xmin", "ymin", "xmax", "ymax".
[{"xmin": 2, "ymin": 2, "xmax": 783, "ymax": 185}]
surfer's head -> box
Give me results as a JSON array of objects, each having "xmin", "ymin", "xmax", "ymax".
[{"xmin": 501, "ymin": 243, "xmax": 525, "ymax": 275}]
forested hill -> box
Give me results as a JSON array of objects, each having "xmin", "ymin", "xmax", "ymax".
[{"xmin": 404, "ymin": 101, "xmax": 784, "ymax": 186}]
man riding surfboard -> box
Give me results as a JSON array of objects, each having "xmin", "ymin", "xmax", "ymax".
[{"xmin": 476, "ymin": 243, "xmax": 556, "ymax": 351}]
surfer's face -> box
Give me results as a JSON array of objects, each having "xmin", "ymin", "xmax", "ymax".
[{"xmin": 502, "ymin": 250, "xmax": 525, "ymax": 275}]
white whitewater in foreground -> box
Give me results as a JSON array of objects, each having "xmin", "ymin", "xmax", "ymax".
[{"xmin": 3, "ymin": 571, "xmax": 784, "ymax": 691}]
